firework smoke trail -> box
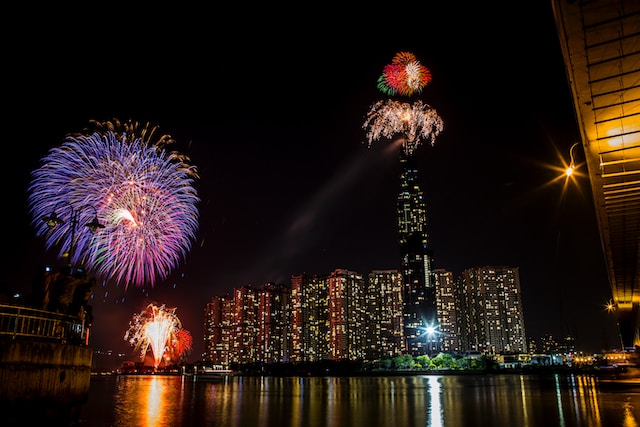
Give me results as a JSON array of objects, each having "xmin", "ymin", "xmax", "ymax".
[
  {"xmin": 124, "ymin": 303, "xmax": 191, "ymax": 368},
  {"xmin": 28, "ymin": 129, "xmax": 199, "ymax": 288},
  {"xmin": 364, "ymin": 52, "xmax": 444, "ymax": 155}
]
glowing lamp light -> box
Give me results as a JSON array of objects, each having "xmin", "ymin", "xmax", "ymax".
[
  {"xmin": 565, "ymin": 164, "xmax": 575, "ymax": 177},
  {"xmin": 605, "ymin": 299, "xmax": 615, "ymax": 312},
  {"xmin": 41, "ymin": 211, "xmax": 64, "ymax": 228},
  {"xmin": 86, "ymin": 216, "xmax": 106, "ymax": 232},
  {"xmin": 42, "ymin": 206, "xmax": 104, "ymax": 233},
  {"xmin": 40, "ymin": 204, "xmax": 105, "ymax": 268}
]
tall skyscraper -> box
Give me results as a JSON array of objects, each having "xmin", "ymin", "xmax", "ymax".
[
  {"xmin": 363, "ymin": 51, "xmax": 444, "ymax": 356},
  {"xmin": 397, "ymin": 152, "xmax": 437, "ymax": 355}
]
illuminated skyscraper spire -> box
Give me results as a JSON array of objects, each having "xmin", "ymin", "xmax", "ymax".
[{"xmin": 397, "ymin": 152, "xmax": 436, "ymax": 355}]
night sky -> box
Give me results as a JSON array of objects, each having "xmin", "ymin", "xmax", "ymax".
[{"xmin": 3, "ymin": 3, "xmax": 619, "ymax": 361}]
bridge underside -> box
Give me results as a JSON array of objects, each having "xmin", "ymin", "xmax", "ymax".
[{"xmin": 553, "ymin": 0, "xmax": 640, "ymax": 348}]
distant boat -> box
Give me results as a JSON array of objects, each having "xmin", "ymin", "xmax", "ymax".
[
  {"xmin": 597, "ymin": 363, "xmax": 640, "ymax": 389},
  {"xmin": 194, "ymin": 366, "xmax": 236, "ymax": 380}
]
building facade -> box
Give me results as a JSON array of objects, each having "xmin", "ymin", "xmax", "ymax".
[
  {"xmin": 366, "ymin": 270, "xmax": 406, "ymax": 359},
  {"xmin": 458, "ymin": 266, "xmax": 528, "ymax": 354},
  {"xmin": 397, "ymin": 152, "xmax": 437, "ymax": 355},
  {"xmin": 327, "ymin": 269, "xmax": 367, "ymax": 360},
  {"xmin": 434, "ymin": 269, "xmax": 462, "ymax": 354},
  {"xmin": 289, "ymin": 273, "xmax": 328, "ymax": 362}
]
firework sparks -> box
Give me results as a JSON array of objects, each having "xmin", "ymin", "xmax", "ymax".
[
  {"xmin": 28, "ymin": 129, "xmax": 199, "ymax": 288},
  {"xmin": 79, "ymin": 118, "xmax": 199, "ymax": 180},
  {"xmin": 377, "ymin": 52, "xmax": 432, "ymax": 97},
  {"xmin": 167, "ymin": 328, "xmax": 193, "ymax": 362},
  {"xmin": 363, "ymin": 99, "xmax": 444, "ymax": 155},
  {"xmin": 124, "ymin": 303, "xmax": 192, "ymax": 369},
  {"xmin": 80, "ymin": 118, "xmax": 176, "ymax": 151}
]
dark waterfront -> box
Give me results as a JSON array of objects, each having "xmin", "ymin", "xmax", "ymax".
[{"xmin": 78, "ymin": 373, "xmax": 640, "ymax": 426}]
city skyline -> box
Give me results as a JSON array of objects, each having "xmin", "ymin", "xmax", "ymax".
[
  {"xmin": 3, "ymin": 3, "xmax": 619, "ymax": 359},
  {"xmin": 201, "ymin": 266, "xmax": 527, "ymax": 367}
]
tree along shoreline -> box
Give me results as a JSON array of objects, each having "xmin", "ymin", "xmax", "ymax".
[{"xmin": 230, "ymin": 355, "xmax": 599, "ymax": 377}]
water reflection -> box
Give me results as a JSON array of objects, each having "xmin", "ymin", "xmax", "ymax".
[
  {"xmin": 427, "ymin": 375, "xmax": 442, "ymax": 426},
  {"xmin": 142, "ymin": 376, "xmax": 162, "ymax": 425},
  {"xmin": 84, "ymin": 374, "xmax": 640, "ymax": 426}
]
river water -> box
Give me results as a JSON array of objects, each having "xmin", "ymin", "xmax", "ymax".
[{"xmin": 78, "ymin": 373, "xmax": 640, "ymax": 426}]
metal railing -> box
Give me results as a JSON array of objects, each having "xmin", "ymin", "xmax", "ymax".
[{"xmin": 0, "ymin": 303, "xmax": 87, "ymax": 345}]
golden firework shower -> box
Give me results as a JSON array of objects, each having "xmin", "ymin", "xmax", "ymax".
[
  {"xmin": 363, "ymin": 99, "xmax": 444, "ymax": 156},
  {"xmin": 124, "ymin": 303, "xmax": 193, "ymax": 369}
]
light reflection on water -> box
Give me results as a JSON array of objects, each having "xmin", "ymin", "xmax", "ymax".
[{"xmin": 82, "ymin": 374, "xmax": 640, "ymax": 426}]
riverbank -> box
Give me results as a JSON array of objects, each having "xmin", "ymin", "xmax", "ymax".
[
  {"xmin": 214, "ymin": 362, "xmax": 607, "ymax": 377},
  {"xmin": 92, "ymin": 359, "xmax": 621, "ymax": 378}
]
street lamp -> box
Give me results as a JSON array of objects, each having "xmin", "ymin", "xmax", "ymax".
[
  {"xmin": 605, "ymin": 299, "xmax": 615, "ymax": 313},
  {"xmin": 603, "ymin": 298, "xmax": 626, "ymax": 350},
  {"xmin": 40, "ymin": 203, "xmax": 104, "ymax": 345},
  {"xmin": 41, "ymin": 202, "xmax": 105, "ymax": 270},
  {"xmin": 565, "ymin": 141, "xmax": 581, "ymax": 177}
]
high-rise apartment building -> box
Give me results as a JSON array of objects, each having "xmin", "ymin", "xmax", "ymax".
[
  {"xmin": 366, "ymin": 270, "xmax": 405, "ymax": 359},
  {"xmin": 256, "ymin": 283, "xmax": 290, "ymax": 363},
  {"xmin": 458, "ymin": 266, "xmax": 528, "ymax": 354},
  {"xmin": 434, "ymin": 269, "xmax": 462, "ymax": 354},
  {"xmin": 204, "ymin": 283, "xmax": 290, "ymax": 365},
  {"xmin": 431, "ymin": 267, "xmax": 528, "ymax": 355},
  {"xmin": 231, "ymin": 285, "xmax": 258, "ymax": 364},
  {"xmin": 203, "ymin": 293, "xmax": 234, "ymax": 365},
  {"xmin": 327, "ymin": 268, "xmax": 367, "ymax": 360},
  {"xmin": 397, "ymin": 152, "xmax": 436, "ymax": 355},
  {"xmin": 290, "ymin": 273, "xmax": 329, "ymax": 362}
]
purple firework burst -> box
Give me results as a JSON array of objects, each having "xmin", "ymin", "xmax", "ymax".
[{"xmin": 28, "ymin": 131, "xmax": 200, "ymax": 288}]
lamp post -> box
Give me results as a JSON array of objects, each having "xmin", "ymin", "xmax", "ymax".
[
  {"xmin": 604, "ymin": 299, "xmax": 625, "ymax": 351},
  {"xmin": 565, "ymin": 141, "xmax": 581, "ymax": 177},
  {"xmin": 41, "ymin": 203, "xmax": 104, "ymax": 344},
  {"xmin": 41, "ymin": 202, "xmax": 105, "ymax": 272}
]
